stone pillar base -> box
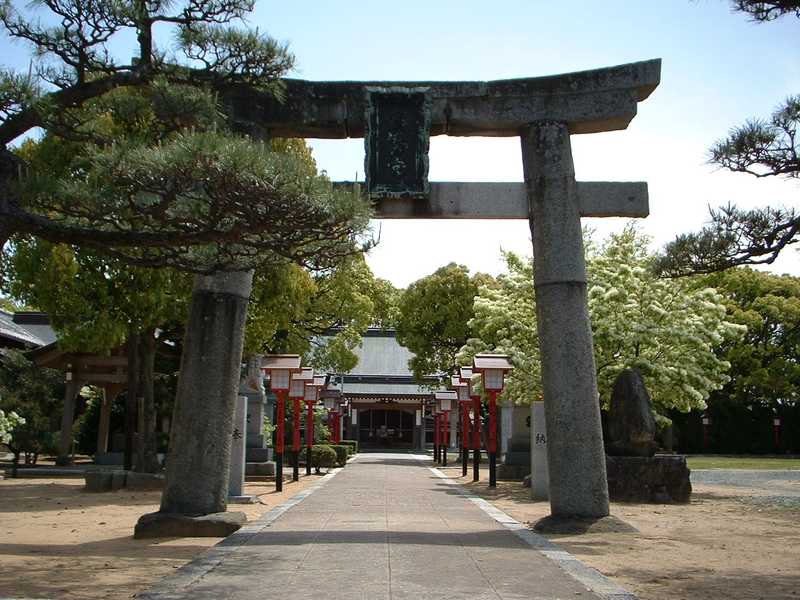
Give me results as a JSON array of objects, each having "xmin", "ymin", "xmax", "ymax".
[{"xmin": 134, "ymin": 511, "xmax": 246, "ymax": 539}]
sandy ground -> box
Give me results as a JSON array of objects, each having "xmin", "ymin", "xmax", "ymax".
[
  {"xmin": 440, "ymin": 465, "xmax": 800, "ymax": 600},
  {"xmin": 2, "ymin": 462, "xmax": 798, "ymax": 600},
  {"xmin": 0, "ymin": 473, "xmax": 324, "ymax": 600}
]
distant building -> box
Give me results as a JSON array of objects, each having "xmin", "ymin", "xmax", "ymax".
[{"xmin": 325, "ymin": 328, "xmax": 438, "ymax": 450}]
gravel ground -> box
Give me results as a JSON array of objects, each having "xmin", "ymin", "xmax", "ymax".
[{"xmin": 691, "ymin": 469, "xmax": 800, "ymax": 508}]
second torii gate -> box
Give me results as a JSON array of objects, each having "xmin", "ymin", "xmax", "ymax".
[{"xmin": 227, "ymin": 59, "xmax": 661, "ymax": 520}]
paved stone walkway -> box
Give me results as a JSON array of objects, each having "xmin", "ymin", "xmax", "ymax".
[{"xmin": 140, "ymin": 453, "xmax": 625, "ymax": 600}]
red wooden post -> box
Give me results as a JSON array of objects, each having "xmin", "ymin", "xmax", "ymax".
[
  {"xmin": 472, "ymin": 395, "xmax": 481, "ymax": 481},
  {"xmin": 774, "ymin": 417, "xmax": 781, "ymax": 450},
  {"xmin": 488, "ymin": 391, "xmax": 498, "ymax": 454},
  {"xmin": 292, "ymin": 397, "xmax": 301, "ymax": 481},
  {"xmin": 442, "ymin": 410, "xmax": 450, "ymax": 467},
  {"xmin": 276, "ymin": 390, "xmax": 286, "ymax": 490},
  {"xmin": 305, "ymin": 400, "xmax": 314, "ymax": 476},
  {"xmin": 460, "ymin": 400, "xmax": 470, "ymax": 477},
  {"xmin": 433, "ymin": 413, "xmax": 438, "ymax": 462},
  {"xmin": 306, "ymin": 401, "xmax": 315, "ymax": 448},
  {"xmin": 488, "ymin": 390, "xmax": 498, "ymax": 486}
]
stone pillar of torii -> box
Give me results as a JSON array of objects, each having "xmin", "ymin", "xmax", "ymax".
[{"xmin": 226, "ymin": 59, "xmax": 661, "ymax": 519}]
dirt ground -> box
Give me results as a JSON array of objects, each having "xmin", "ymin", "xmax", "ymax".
[
  {"xmin": 0, "ymin": 473, "xmax": 324, "ymax": 600},
  {"xmin": 440, "ymin": 465, "xmax": 800, "ymax": 600},
  {"xmin": 2, "ymin": 464, "xmax": 799, "ymax": 600}
]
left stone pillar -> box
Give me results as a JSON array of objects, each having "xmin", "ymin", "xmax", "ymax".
[
  {"xmin": 521, "ymin": 122, "xmax": 609, "ymax": 520},
  {"xmin": 157, "ymin": 271, "xmax": 253, "ymax": 517}
]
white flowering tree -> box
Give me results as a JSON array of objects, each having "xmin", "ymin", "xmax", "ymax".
[
  {"xmin": 459, "ymin": 226, "xmax": 745, "ymax": 415},
  {"xmin": 0, "ymin": 409, "xmax": 25, "ymax": 446}
]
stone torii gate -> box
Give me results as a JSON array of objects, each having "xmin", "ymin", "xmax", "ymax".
[{"xmin": 230, "ymin": 59, "xmax": 661, "ymax": 520}]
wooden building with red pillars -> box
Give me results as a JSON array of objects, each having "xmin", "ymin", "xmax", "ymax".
[{"xmin": 324, "ymin": 328, "xmax": 437, "ymax": 450}]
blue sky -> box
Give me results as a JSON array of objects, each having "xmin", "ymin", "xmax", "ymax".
[{"xmin": 2, "ymin": 1, "xmax": 798, "ymax": 286}]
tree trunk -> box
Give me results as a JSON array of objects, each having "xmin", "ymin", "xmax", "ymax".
[
  {"xmin": 125, "ymin": 332, "xmax": 140, "ymax": 471},
  {"xmin": 96, "ymin": 387, "xmax": 112, "ymax": 458},
  {"xmin": 56, "ymin": 380, "xmax": 79, "ymax": 466},
  {"xmin": 159, "ymin": 270, "xmax": 253, "ymax": 516},
  {"xmin": 136, "ymin": 329, "xmax": 160, "ymax": 473}
]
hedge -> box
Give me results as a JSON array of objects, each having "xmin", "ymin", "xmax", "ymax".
[
  {"xmin": 328, "ymin": 444, "xmax": 349, "ymax": 467},
  {"xmin": 302, "ymin": 445, "xmax": 338, "ymax": 473},
  {"xmin": 340, "ymin": 440, "xmax": 359, "ymax": 454}
]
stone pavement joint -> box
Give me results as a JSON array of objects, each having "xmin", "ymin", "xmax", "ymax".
[
  {"xmin": 137, "ymin": 453, "xmax": 633, "ymax": 599},
  {"xmin": 430, "ymin": 467, "xmax": 638, "ymax": 600}
]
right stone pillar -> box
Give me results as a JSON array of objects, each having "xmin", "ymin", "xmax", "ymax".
[{"xmin": 520, "ymin": 121, "xmax": 609, "ymax": 518}]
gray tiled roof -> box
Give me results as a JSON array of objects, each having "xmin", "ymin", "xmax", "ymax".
[
  {"xmin": 0, "ymin": 311, "xmax": 56, "ymax": 347},
  {"xmin": 323, "ymin": 329, "xmax": 432, "ymax": 397}
]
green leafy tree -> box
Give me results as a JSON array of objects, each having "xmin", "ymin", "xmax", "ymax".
[
  {"xmin": 0, "ymin": 349, "xmax": 63, "ymax": 466},
  {"xmin": 0, "ymin": 0, "xmax": 374, "ymax": 519},
  {"xmin": 656, "ymin": 3, "xmax": 798, "ymax": 275},
  {"xmin": 396, "ymin": 263, "xmax": 489, "ymax": 383},
  {"xmin": 703, "ymin": 267, "xmax": 800, "ymax": 408},
  {"xmin": 460, "ymin": 227, "xmax": 744, "ymax": 415},
  {"xmin": 0, "ymin": 408, "xmax": 25, "ymax": 445},
  {"xmin": 371, "ymin": 278, "xmax": 402, "ymax": 329},
  {"xmin": 245, "ymin": 255, "xmax": 382, "ymax": 373}
]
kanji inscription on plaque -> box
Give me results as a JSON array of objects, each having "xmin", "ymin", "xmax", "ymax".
[{"xmin": 365, "ymin": 88, "xmax": 431, "ymax": 198}]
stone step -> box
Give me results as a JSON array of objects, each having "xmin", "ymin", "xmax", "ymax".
[{"xmin": 245, "ymin": 461, "xmax": 275, "ymax": 476}]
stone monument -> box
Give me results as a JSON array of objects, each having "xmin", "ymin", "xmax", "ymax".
[
  {"xmin": 530, "ymin": 401, "xmax": 549, "ymax": 501},
  {"xmin": 604, "ymin": 369, "xmax": 691, "ymax": 503}
]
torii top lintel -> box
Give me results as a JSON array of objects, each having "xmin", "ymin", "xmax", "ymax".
[{"xmin": 226, "ymin": 59, "xmax": 661, "ymax": 139}]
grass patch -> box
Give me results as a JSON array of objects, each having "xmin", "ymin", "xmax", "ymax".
[{"xmin": 687, "ymin": 455, "xmax": 800, "ymax": 470}]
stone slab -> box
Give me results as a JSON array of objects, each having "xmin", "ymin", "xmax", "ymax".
[
  {"xmin": 110, "ymin": 470, "xmax": 127, "ymax": 491},
  {"xmin": 347, "ymin": 181, "xmax": 649, "ymax": 219},
  {"xmin": 229, "ymin": 395, "xmax": 247, "ymax": 497},
  {"xmin": 606, "ymin": 454, "xmax": 692, "ymax": 503},
  {"xmin": 245, "ymin": 447, "xmax": 271, "ymax": 462},
  {"xmin": 84, "ymin": 471, "xmax": 113, "ymax": 492},
  {"xmin": 126, "ymin": 471, "xmax": 165, "ymax": 491},
  {"xmin": 245, "ymin": 461, "xmax": 275, "ymax": 476},
  {"xmin": 228, "ymin": 495, "xmax": 259, "ymax": 504},
  {"xmin": 134, "ymin": 511, "xmax": 247, "ymax": 539}
]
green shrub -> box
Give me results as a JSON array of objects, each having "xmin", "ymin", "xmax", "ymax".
[
  {"xmin": 329, "ymin": 444, "xmax": 349, "ymax": 467},
  {"xmin": 308, "ymin": 445, "xmax": 337, "ymax": 473},
  {"xmin": 341, "ymin": 439, "xmax": 358, "ymax": 454}
]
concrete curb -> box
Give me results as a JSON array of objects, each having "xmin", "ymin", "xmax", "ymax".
[
  {"xmin": 429, "ymin": 467, "xmax": 638, "ymax": 600},
  {"xmin": 135, "ymin": 467, "xmax": 343, "ymax": 599}
]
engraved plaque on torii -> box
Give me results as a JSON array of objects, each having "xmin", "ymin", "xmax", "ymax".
[{"xmin": 364, "ymin": 88, "xmax": 431, "ymax": 198}]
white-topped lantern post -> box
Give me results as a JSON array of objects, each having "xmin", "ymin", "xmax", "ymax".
[
  {"xmin": 435, "ymin": 391, "xmax": 457, "ymax": 467},
  {"xmin": 473, "ymin": 354, "xmax": 513, "ymax": 488},
  {"xmin": 453, "ymin": 375, "xmax": 471, "ymax": 477},
  {"xmin": 304, "ymin": 375, "xmax": 325, "ymax": 475},
  {"xmin": 337, "ymin": 399, "xmax": 348, "ymax": 445},
  {"xmin": 460, "ymin": 366, "xmax": 481, "ymax": 482},
  {"xmin": 430, "ymin": 398, "xmax": 441, "ymax": 463},
  {"xmin": 262, "ymin": 354, "xmax": 302, "ymax": 493},
  {"xmin": 322, "ymin": 389, "xmax": 342, "ymax": 445},
  {"xmin": 289, "ymin": 367, "xmax": 314, "ymax": 482}
]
